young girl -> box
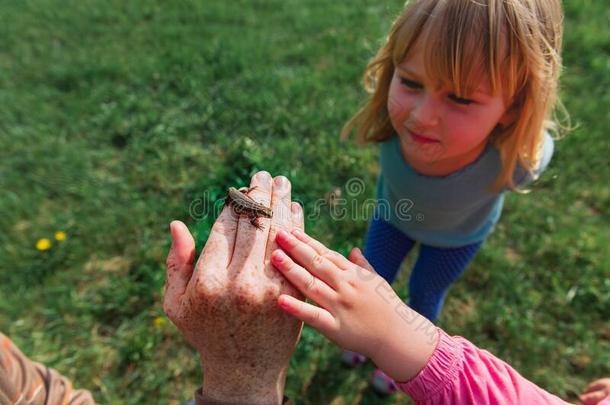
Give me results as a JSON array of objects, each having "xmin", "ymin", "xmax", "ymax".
[
  {"xmin": 271, "ymin": 228, "xmax": 596, "ymax": 404},
  {"xmin": 338, "ymin": 0, "xmax": 563, "ymax": 392}
]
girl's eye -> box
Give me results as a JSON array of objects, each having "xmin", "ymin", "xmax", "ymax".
[
  {"xmin": 448, "ymin": 94, "xmax": 473, "ymax": 105},
  {"xmin": 400, "ymin": 77, "xmax": 422, "ymax": 90}
]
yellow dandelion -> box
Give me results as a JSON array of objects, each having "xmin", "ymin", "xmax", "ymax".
[
  {"xmin": 55, "ymin": 231, "xmax": 67, "ymax": 241},
  {"xmin": 153, "ymin": 316, "xmax": 167, "ymax": 328},
  {"xmin": 36, "ymin": 238, "xmax": 52, "ymax": 251}
]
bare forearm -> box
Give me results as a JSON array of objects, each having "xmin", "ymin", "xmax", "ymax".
[
  {"xmin": 370, "ymin": 303, "xmax": 438, "ymax": 383},
  {"xmin": 201, "ymin": 360, "xmax": 287, "ymax": 405}
]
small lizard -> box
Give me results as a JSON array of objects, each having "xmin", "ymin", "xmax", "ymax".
[{"xmin": 225, "ymin": 186, "xmax": 273, "ymax": 230}]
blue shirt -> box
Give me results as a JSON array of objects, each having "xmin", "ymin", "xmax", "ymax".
[{"xmin": 375, "ymin": 133, "xmax": 553, "ymax": 247}]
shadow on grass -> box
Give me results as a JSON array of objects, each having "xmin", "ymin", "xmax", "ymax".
[{"xmin": 299, "ymin": 352, "xmax": 411, "ymax": 405}]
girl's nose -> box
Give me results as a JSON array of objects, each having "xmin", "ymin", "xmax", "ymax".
[{"xmin": 412, "ymin": 94, "xmax": 440, "ymax": 127}]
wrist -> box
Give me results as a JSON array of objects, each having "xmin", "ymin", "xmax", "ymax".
[
  {"xmin": 201, "ymin": 360, "xmax": 287, "ymax": 405},
  {"xmin": 371, "ymin": 303, "xmax": 439, "ymax": 383}
]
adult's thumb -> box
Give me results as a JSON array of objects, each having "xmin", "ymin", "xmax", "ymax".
[
  {"xmin": 169, "ymin": 220, "xmax": 196, "ymax": 270},
  {"xmin": 165, "ymin": 221, "xmax": 196, "ymax": 306}
]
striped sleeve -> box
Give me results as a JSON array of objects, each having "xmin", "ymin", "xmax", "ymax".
[{"xmin": 0, "ymin": 332, "xmax": 96, "ymax": 405}]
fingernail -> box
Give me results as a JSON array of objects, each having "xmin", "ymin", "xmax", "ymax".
[
  {"xmin": 272, "ymin": 250, "xmax": 285, "ymax": 263},
  {"xmin": 292, "ymin": 228, "xmax": 303, "ymax": 237},
  {"xmin": 274, "ymin": 175, "xmax": 289, "ymax": 190},
  {"xmin": 277, "ymin": 229, "xmax": 298, "ymax": 248},
  {"xmin": 256, "ymin": 171, "xmax": 273, "ymax": 187},
  {"xmin": 169, "ymin": 221, "xmax": 177, "ymax": 239},
  {"xmin": 278, "ymin": 298, "xmax": 292, "ymax": 312},
  {"xmin": 291, "ymin": 202, "xmax": 301, "ymax": 214}
]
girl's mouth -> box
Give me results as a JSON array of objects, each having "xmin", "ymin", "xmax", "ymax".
[{"xmin": 408, "ymin": 130, "xmax": 440, "ymax": 144}]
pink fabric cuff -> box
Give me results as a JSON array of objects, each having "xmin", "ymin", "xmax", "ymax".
[{"xmin": 396, "ymin": 328, "xmax": 462, "ymax": 402}]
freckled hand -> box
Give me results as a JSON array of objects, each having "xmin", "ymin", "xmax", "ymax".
[{"xmin": 163, "ymin": 171, "xmax": 304, "ymax": 403}]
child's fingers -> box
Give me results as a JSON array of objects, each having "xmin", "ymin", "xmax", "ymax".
[
  {"xmin": 291, "ymin": 229, "xmax": 355, "ymax": 271},
  {"xmin": 276, "ymin": 229, "xmax": 343, "ymax": 290},
  {"xmin": 287, "ymin": 202, "xmax": 306, "ymax": 300},
  {"xmin": 272, "ymin": 249, "xmax": 337, "ymax": 308},
  {"xmin": 290, "ymin": 228, "xmax": 329, "ymax": 254},
  {"xmin": 583, "ymin": 379, "xmax": 610, "ymax": 394},
  {"xmin": 579, "ymin": 390, "xmax": 606, "ymax": 405},
  {"xmin": 278, "ymin": 294, "xmax": 336, "ymax": 334}
]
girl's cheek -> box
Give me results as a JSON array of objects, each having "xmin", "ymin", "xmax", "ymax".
[
  {"xmin": 388, "ymin": 92, "xmax": 412, "ymax": 123},
  {"xmin": 387, "ymin": 95, "xmax": 401, "ymax": 118},
  {"xmin": 445, "ymin": 114, "xmax": 482, "ymax": 142}
]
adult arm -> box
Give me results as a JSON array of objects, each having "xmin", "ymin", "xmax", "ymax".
[{"xmin": 164, "ymin": 171, "xmax": 304, "ymax": 405}]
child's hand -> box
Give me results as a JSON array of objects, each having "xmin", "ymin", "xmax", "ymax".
[
  {"xmin": 272, "ymin": 228, "xmax": 438, "ymax": 382},
  {"xmin": 580, "ymin": 378, "xmax": 610, "ymax": 405}
]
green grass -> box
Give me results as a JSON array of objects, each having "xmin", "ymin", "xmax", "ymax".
[{"xmin": 0, "ymin": 1, "xmax": 608, "ymax": 404}]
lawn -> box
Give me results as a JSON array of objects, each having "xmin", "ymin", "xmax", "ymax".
[{"xmin": 0, "ymin": 0, "xmax": 608, "ymax": 404}]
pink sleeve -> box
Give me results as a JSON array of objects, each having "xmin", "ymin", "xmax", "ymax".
[{"xmin": 397, "ymin": 328, "xmax": 572, "ymax": 405}]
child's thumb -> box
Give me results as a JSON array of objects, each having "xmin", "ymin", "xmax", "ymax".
[
  {"xmin": 348, "ymin": 247, "xmax": 374, "ymax": 272},
  {"xmin": 580, "ymin": 391, "xmax": 607, "ymax": 405}
]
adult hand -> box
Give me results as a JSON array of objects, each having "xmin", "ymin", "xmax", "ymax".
[{"xmin": 164, "ymin": 171, "xmax": 304, "ymax": 404}]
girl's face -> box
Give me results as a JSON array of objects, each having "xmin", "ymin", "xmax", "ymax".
[{"xmin": 387, "ymin": 41, "xmax": 512, "ymax": 176}]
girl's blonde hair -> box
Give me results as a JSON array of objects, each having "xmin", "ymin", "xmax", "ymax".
[{"xmin": 341, "ymin": 0, "xmax": 565, "ymax": 190}]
